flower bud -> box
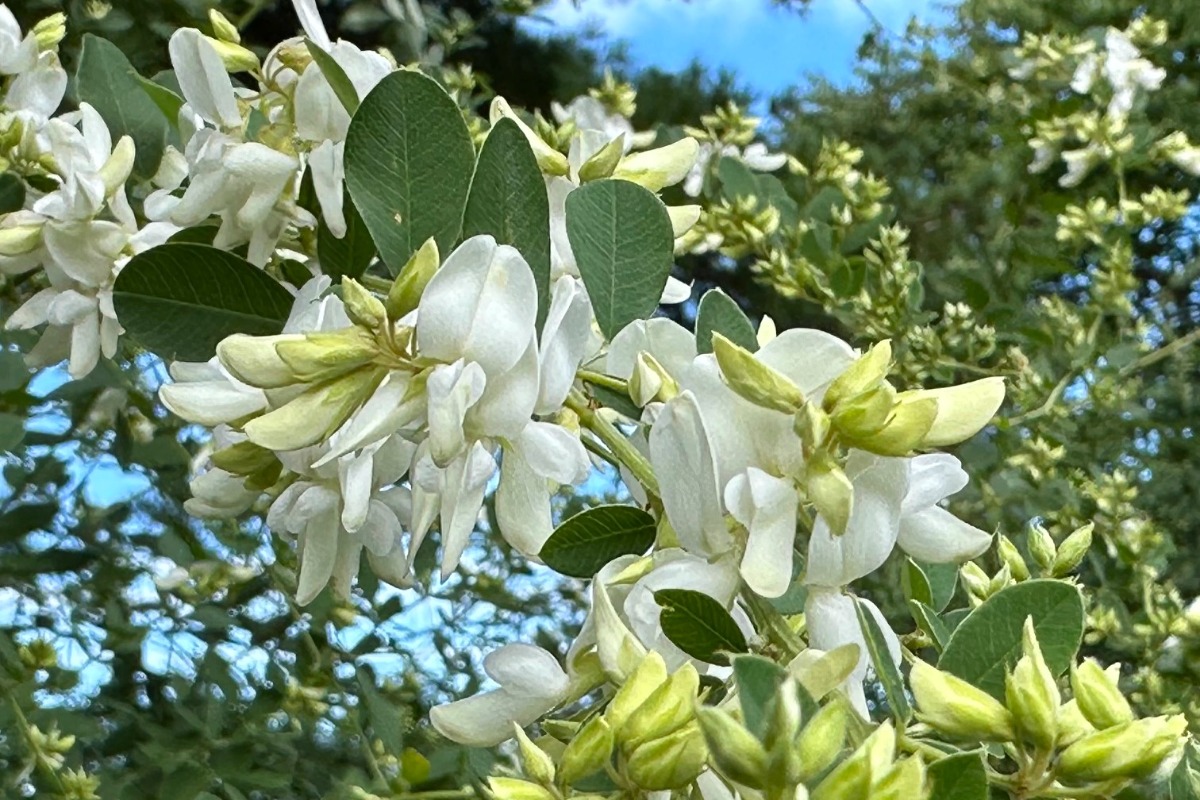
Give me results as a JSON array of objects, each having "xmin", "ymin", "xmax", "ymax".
[
  {"xmin": 1056, "ymin": 715, "xmax": 1187, "ymax": 783},
  {"xmin": 823, "ymin": 340, "xmax": 892, "ymax": 413},
  {"xmin": 808, "ymin": 457, "xmax": 854, "ymax": 536},
  {"xmin": 712, "ymin": 332, "xmax": 806, "ymax": 413},
  {"xmin": 1005, "ymin": 618, "xmax": 1060, "ymax": 750},
  {"xmin": 960, "ymin": 562, "xmax": 991, "ymax": 601},
  {"xmin": 0, "ymin": 224, "xmax": 42, "ymax": 256},
  {"xmin": 340, "ymin": 278, "xmax": 387, "ymax": 330},
  {"xmin": 512, "ymin": 724, "xmax": 556, "ymax": 786},
  {"xmin": 487, "ymin": 777, "xmax": 556, "ymax": 800},
  {"xmin": 619, "ymin": 663, "xmax": 698, "ymax": 750},
  {"xmin": 210, "ymin": 440, "xmax": 276, "ymax": 476},
  {"xmin": 275, "ymin": 40, "xmax": 313, "ymax": 73},
  {"xmin": 613, "ymin": 137, "xmax": 700, "ymax": 192},
  {"xmin": 794, "ymin": 401, "xmax": 832, "ymax": 453},
  {"xmin": 606, "ymin": 651, "xmax": 667, "ymax": 733},
  {"xmin": 668, "ymin": 204, "xmax": 701, "ymax": 239},
  {"xmin": 274, "ymin": 328, "xmax": 380, "ymax": 383},
  {"xmin": 849, "ymin": 394, "xmax": 937, "ymax": 457},
  {"xmin": 897, "ymin": 376, "xmax": 1005, "ymax": 448},
  {"xmin": 560, "ymin": 716, "xmax": 614, "ymax": 786},
  {"xmin": 988, "ymin": 563, "xmax": 1012, "ymax": 595},
  {"xmin": 578, "ymin": 133, "xmax": 626, "ymax": 182},
  {"xmin": 243, "ymin": 366, "xmax": 384, "ymax": 451},
  {"xmin": 831, "ymin": 381, "xmax": 896, "ymax": 437},
  {"xmin": 795, "ymin": 698, "xmax": 849, "ymax": 782},
  {"xmin": 98, "ymin": 136, "xmax": 136, "ymax": 196},
  {"xmin": 696, "ymin": 707, "xmax": 768, "ymax": 789},
  {"xmin": 997, "ymin": 535, "xmax": 1030, "ymax": 581},
  {"xmin": 204, "ymin": 36, "xmax": 260, "ymax": 73},
  {"xmin": 1052, "ymin": 522, "xmax": 1092, "ymax": 577},
  {"xmin": 629, "ymin": 351, "xmax": 677, "ymax": 406},
  {"xmin": 208, "ymin": 9, "xmax": 241, "ymax": 43},
  {"xmin": 491, "ymin": 97, "xmax": 569, "ymax": 177},
  {"xmin": 910, "ymin": 660, "xmax": 1015, "ymax": 742},
  {"xmin": 1070, "ymin": 659, "xmax": 1132, "ymax": 730},
  {"xmin": 624, "ymin": 721, "xmax": 707, "ymax": 790},
  {"xmin": 871, "ymin": 757, "xmax": 926, "ymax": 800},
  {"xmin": 811, "ymin": 741, "xmax": 871, "ymax": 800},
  {"xmin": 33, "ymin": 13, "xmax": 66, "ymax": 51},
  {"xmin": 1027, "ymin": 523, "xmax": 1056, "ymax": 572},
  {"xmin": 387, "ymin": 238, "xmax": 440, "ymax": 320},
  {"xmin": 219, "ymin": 333, "xmax": 303, "ymax": 388}
]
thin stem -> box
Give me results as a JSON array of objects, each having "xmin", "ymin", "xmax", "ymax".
[
  {"xmin": 741, "ymin": 589, "xmax": 803, "ymax": 661},
  {"xmin": 362, "ymin": 274, "xmax": 394, "ymax": 294},
  {"xmin": 1119, "ymin": 327, "xmax": 1200, "ymax": 377},
  {"xmin": 1008, "ymin": 370, "xmax": 1073, "ymax": 426},
  {"xmin": 566, "ymin": 389, "xmax": 659, "ymax": 497},
  {"xmin": 577, "ymin": 369, "xmax": 629, "ymax": 394}
]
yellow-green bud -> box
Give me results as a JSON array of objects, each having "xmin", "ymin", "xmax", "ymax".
[
  {"xmin": 791, "ymin": 644, "xmax": 860, "ymax": 701},
  {"xmin": 794, "ymin": 401, "xmax": 832, "ymax": 453},
  {"xmin": 511, "ymin": 724, "xmax": 555, "ymax": 786},
  {"xmin": 910, "ymin": 660, "xmax": 1016, "ymax": 742},
  {"xmin": 219, "ymin": 333, "xmax": 304, "ymax": 388},
  {"xmin": 997, "ymin": 535, "xmax": 1030, "ymax": 581},
  {"xmin": 811, "ymin": 740, "xmax": 871, "ymax": 800},
  {"xmin": 1057, "ymin": 715, "xmax": 1187, "ymax": 783},
  {"xmin": 606, "ymin": 651, "xmax": 668, "ymax": 733},
  {"xmin": 1056, "ymin": 699, "xmax": 1097, "ymax": 747},
  {"xmin": 712, "ymin": 332, "xmax": 806, "ymax": 413},
  {"xmin": 205, "ymin": 36, "xmax": 260, "ymax": 73},
  {"xmin": 619, "ymin": 663, "xmax": 698, "ymax": 750},
  {"xmin": 1028, "ymin": 523, "xmax": 1056, "ymax": 572},
  {"xmin": 32, "ymin": 13, "xmax": 66, "ymax": 50},
  {"xmin": 387, "ymin": 238, "xmax": 440, "ymax": 320},
  {"xmin": 274, "ymin": 328, "xmax": 380, "ymax": 383},
  {"xmin": 1005, "ymin": 618, "xmax": 1060, "ymax": 750},
  {"xmin": 695, "ymin": 707, "xmax": 768, "ymax": 789},
  {"xmin": 629, "ymin": 351, "xmax": 678, "ymax": 406},
  {"xmin": 988, "ymin": 563, "xmax": 1013, "ymax": 596},
  {"xmin": 98, "ymin": 136, "xmax": 136, "ymax": 196},
  {"xmin": 560, "ymin": 716, "xmax": 614, "ymax": 786},
  {"xmin": 487, "ymin": 777, "xmax": 556, "ymax": 800},
  {"xmin": 823, "ymin": 340, "xmax": 892, "ymax": 413},
  {"xmin": 807, "ymin": 457, "xmax": 854, "ymax": 536},
  {"xmin": 624, "ymin": 721, "xmax": 707, "ymax": 790},
  {"xmin": 612, "ymin": 137, "xmax": 699, "ymax": 192},
  {"xmin": 898, "ymin": 376, "xmax": 1005, "ymax": 448},
  {"xmin": 340, "ymin": 278, "xmax": 387, "ymax": 330},
  {"xmin": 1070, "ymin": 659, "xmax": 1132, "ymax": 730},
  {"xmin": 243, "ymin": 366, "xmax": 384, "ymax": 451},
  {"xmin": 208, "ymin": 9, "xmax": 241, "ymax": 43},
  {"xmin": 871, "ymin": 757, "xmax": 927, "ymax": 800},
  {"xmin": 960, "ymin": 562, "xmax": 990, "ymax": 601},
  {"xmin": 490, "ymin": 97, "xmax": 570, "ymax": 177},
  {"xmin": 851, "ymin": 395, "xmax": 937, "ymax": 457},
  {"xmin": 578, "ymin": 134, "xmax": 626, "ymax": 182},
  {"xmin": 210, "ymin": 440, "xmax": 277, "ymax": 476},
  {"xmin": 275, "ymin": 40, "xmax": 313, "ymax": 73},
  {"xmin": 764, "ymin": 681, "xmax": 804, "ymax": 779},
  {"xmin": 795, "ymin": 698, "xmax": 849, "ymax": 782},
  {"xmin": 1052, "ymin": 522, "xmax": 1092, "ymax": 577},
  {"xmin": 0, "ymin": 224, "xmax": 42, "ymax": 256}
]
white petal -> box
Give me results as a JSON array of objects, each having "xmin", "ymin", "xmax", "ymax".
[
  {"xmin": 416, "ymin": 235, "xmax": 538, "ymax": 376},
  {"xmin": 426, "ymin": 360, "xmax": 485, "ymax": 466},
  {"xmin": 468, "ymin": 334, "xmax": 539, "ymax": 440},
  {"xmin": 606, "ymin": 318, "xmax": 697, "ymax": 382},
  {"xmin": 159, "ymin": 380, "xmax": 266, "ymax": 426},
  {"xmin": 496, "ymin": 443, "xmax": 553, "ymax": 556},
  {"xmin": 659, "ymin": 275, "xmax": 692, "ymax": 305},
  {"xmin": 296, "ymin": 499, "xmax": 341, "ymax": 605},
  {"xmin": 804, "ymin": 588, "xmax": 869, "ymax": 716},
  {"xmin": 437, "ymin": 442, "xmax": 497, "ymax": 578},
  {"xmin": 897, "ymin": 506, "xmax": 992, "ymax": 564},
  {"xmin": 902, "ymin": 453, "xmax": 967, "ymax": 514},
  {"xmin": 307, "ymin": 139, "xmax": 346, "ymax": 237},
  {"xmin": 517, "ymin": 421, "xmax": 590, "ymax": 485},
  {"xmin": 338, "ymin": 452, "xmax": 374, "ymax": 532},
  {"xmin": 756, "ymin": 328, "xmax": 857, "ymax": 397},
  {"xmin": 292, "ymin": 0, "xmax": 332, "ymax": 49},
  {"xmin": 169, "ymin": 29, "xmax": 241, "ymax": 129},
  {"xmin": 536, "ymin": 276, "xmax": 597, "ymax": 414},
  {"xmin": 725, "ymin": 468, "xmax": 799, "ymax": 598}
]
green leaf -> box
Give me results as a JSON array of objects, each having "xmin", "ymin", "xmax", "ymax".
[
  {"xmin": 345, "ymin": 70, "xmax": 475, "ymax": 275},
  {"xmin": 138, "ymin": 75, "xmax": 184, "ymax": 126},
  {"xmin": 902, "ymin": 558, "xmax": 933, "ymax": 607},
  {"xmin": 587, "ymin": 382, "xmax": 641, "ymax": 420},
  {"xmin": 76, "ymin": 34, "xmax": 168, "ymax": 180},
  {"xmin": 539, "ymin": 505, "xmax": 656, "ymax": 578},
  {"xmin": 922, "ymin": 561, "xmax": 960, "ymax": 612},
  {"xmin": 717, "ymin": 156, "xmax": 760, "ymax": 202},
  {"xmin": 462, "ymin": 117, "xmax": 552, "ymax": 325},
  {"xmin": 732, "ymin": 654, "xmax": 817, "ymax": 739},
  {"xmin": 853, "ymin": 599, "xmax": 911, "ymax": 724},
  {"xmin": 0, "ymin": 350, "xmax": 28, "ymax": 391},
  {"xmin": 565, "ymin": 179, "xmax": 675, "ymax": 340},
  {"xmin": 938, "ymin": 579, "xmax": 1084, "ymax": 699},
  {"xmin": 305, "ymin": 38, "xmax": 359, "ymax": 114},
  {"xmin": 0, "ymin": 172, "xmax": 25, "ymax": 214},
  {"xmin": 908, "ymin": 599, "xmax": 951, "ymax": 653},
  {"xmin": 113, "ymin": 243, "xmax": 294, "ymax": 362},
  {"xmin": 927, "ymin": 751, "xmax": 988, "ymax": 800},
  {"xmin": 654, "ymin": 588, "xmax": 748, "ymax": 665},
  {"xmin": 0, "ymin": 411, "xmax": 23, "ymax": 451},
  {"xmin": 696, "ymin": 288, "xmax": 758, "ymax": 354},
  {"xmin": 358, "ymin": 665, "xmax": 407, "ymax": 753},
  {"xmin": 317, "ymin": 190, "xmax": 376, "ymax": 280}
]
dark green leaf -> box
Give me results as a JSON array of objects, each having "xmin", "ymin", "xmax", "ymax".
[
  {"xmin": 655, "ymin": 588, "xmax": 748, "ymax": 665},
  {"xmin": 565, "ymin": 179, "xmax": 674, "ymax": 340},
  {"xmin": 938, "ymin": 580, "xmax": 1084, "ymax": 698},
  {"xmin": 0, "ymin": 172, "xmax": 25, "ymax": 214},
  {"xmin": 345, "ymin": 71, "xmax": 475, "ymax": 275},
  {"xmin": 733, "ymin": 654, "xmax": 787, "ymax": 738},
  {"xmin": 317, "ymin": 190, "xmax": 376, "ymax": 280},
  {"xmin": 922, "ymin": 561, "xmax": 960, "ymax": 612},
  {"xmin": 138, "ymin": 75, "xmax": 184, "ymax": 125},
  {"xmin": 539, "ymin": 505, "xmax": 656, "ymax": 578},
  {"xmin": 908, "ymin": 599, "xmax": 951, "ymax": 653},
  {"xmin": 854, "ymin": 599, "xmax": 911, "ymax": 724},
  {"xmin": 358, "ymin": 665, "xmax": 407, "ymax": 753},
  {"xmin": 113, "ymin": 243, "xmax": 294, "ymax": 362},
  {"xmin": 587, "ymin": 382, "xmax": 641, "ymax": 420},
  {"xmin": 76, "ymin": 34, "xmax": 168, "ymax": 179},
  {"xmin": 902, "ymin": 558, "xmax": 934, "ymax": 607},
  {"xmin": 928, "ymin": 751, "xmax": 988, "ymax": 800},
  {"xmin": 696, "ymin": 289, "xmax": 757, "ymax": 354},
  {"xmin": 0, "ymin": 502, "xmax": 56, "ymax": 536},
  {"xmin": 306, "ymin": 38, "xmax": 359, "ymax": 114},
  {"xmin": 717, "ymin": 156, "xmax": 760, "ymax": 202},
  {"xmin": 462, "ymin": 117, "xmax": 551, "ymax": 325},
  {"xmin": 0, "ymin": 411, "xmax": 23, "ymax": 451}
]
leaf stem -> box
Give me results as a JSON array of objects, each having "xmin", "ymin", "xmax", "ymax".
[
  {"xmin": 566, "ymin": 389, "xmax": 659, "ymax": 496},
  {"xmin": 577, "ymin": 369, "xmax": 629, "ymax": 394}
]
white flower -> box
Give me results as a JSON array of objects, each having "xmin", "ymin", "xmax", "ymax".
[
  {"xmin": 430, "ymin": 643, "xmax": 572, "ymax": 747},
  {"xmin": 551, "ymin": 95, "xmax": 640, "ymax": 150},
  {"xmin": 0, "ymin": 6, "xmax": 38, "ymax": 76},
  {"xmin": 804, "ymin": 587, "xmax": 900, "ymax": 717},
  {"xmin": 683, "ymin": 141, "xmax": 786, "ymax": 198},
  {"xmin": 1071, "ymin": 29, "xmax": 1165, "ymax": 119}
]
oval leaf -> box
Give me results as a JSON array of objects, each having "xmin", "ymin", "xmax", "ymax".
[
  {"xmin": 565, "ymin": 179, "xmax": 674, "ymax": 340},
  {"xmin": 696, "ymin": 288, "xmax": 758, "ymax": 354},
  {"xmin": 853, "ymin": 599, "xmax": 911, "ymax": 724},
  {"xmin": 345, "ymin": 70, "xmax": 475, "ymax": 275},
  {"xmin": 654, "ymin": 588, "xmax": 748, "ymax": 665},
  {"xmin": 113, "ymin": 243, "xmax": 294, "ymax": 362},
  {"xmin": 463, "ymin": 118, "xmax": 551, "ymax": 325},
  {"xmin": 732, "ymin": 654, "xmax": 816, "ymax": 739},
  {"xmin": 0, "ymin": 172, "xmax": 25, "ymax": 214},
  {"xmin": 938, "ymin": 579, "xmax": 1084, "ymax": 699},
  {"xmin": 539, "ymin": 505, "xmax": 655, "ymax": 579},
  {"xmin": 306, "ymin": 38, "xmax": 359, "ymax": 115},
  {"xmin": 76, "ymin": 34, "xmax": 168, "ymax": 180},
  {"xmin": 928, "ymin": 751, "xmax": 988, "ymax": 800}
]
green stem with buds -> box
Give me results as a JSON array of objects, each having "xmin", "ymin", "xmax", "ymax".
[{"xmin": 566, "ymin": 388, "xmax": 660, "ymax": 497}]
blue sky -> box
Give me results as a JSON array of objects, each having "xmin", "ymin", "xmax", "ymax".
[{"xmin": 523, "ymin": 0, "xmax": 947, "ymax": 94}]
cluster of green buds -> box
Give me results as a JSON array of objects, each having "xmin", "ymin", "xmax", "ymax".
[
  {"xmin": 965, "ymin": 521, "xmax": 1096, "ymax": 608},
  {"xmin": 491, "ymin": 652, "xmax": 707, "ymax": 798},
  {"xmin": 589, "ymin": 69, "xmax": 637, "ymax": 120},
  {"xmin": 699, "ymin": 680, "xmax": 927, "ymax": 800},
  {"xmin": 684, "ymin": 101, "xmax": 761, "ymax": 148},
  {"xmin": 911, "ymin": 619, "xmax": 1188, "ymax": 798},
  {"xmin": 685, "ymin": 197, "xmax": 781, "ymax": 259}
]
